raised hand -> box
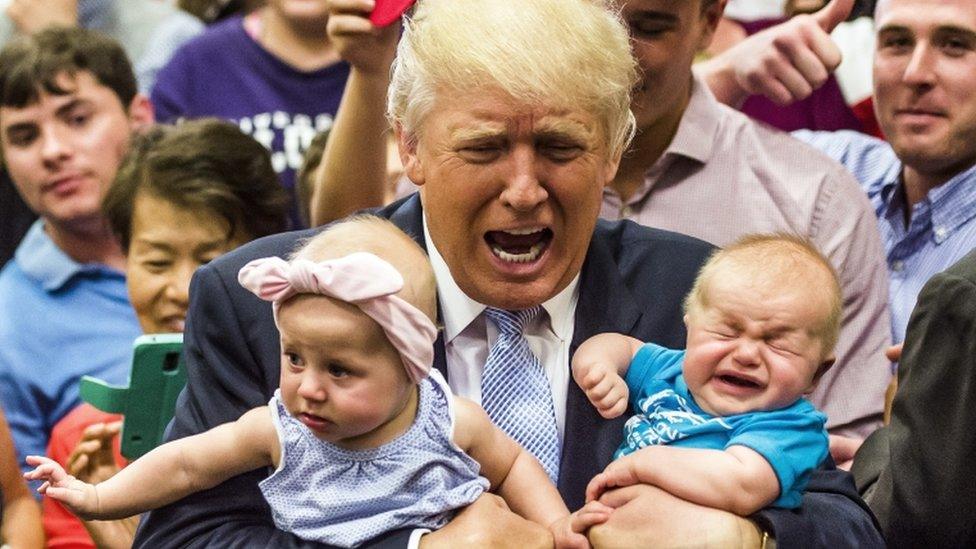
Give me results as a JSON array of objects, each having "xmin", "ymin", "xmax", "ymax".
[
  {"xmin": 327, "ymin": 0, "xmax": 400, "ymax": 75},
  {"xmin": 24, "ymin": 455, "xmax": 100, "ymax": 520},
  {"xmin": 572, "ymin": 360, "xmax": 629, "ymax": 419},
  {"xmin": 703, "ymin": 0, "xmax": 855, "ymax": 107}
]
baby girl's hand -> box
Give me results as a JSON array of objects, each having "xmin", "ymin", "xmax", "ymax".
[
  {"xmin": 24, "ymin": 455, "xmax": 100, "ymax": 520},
  {"xmin": 585, "ymin": 454, "xmax": 642, "ymax": 503},
  {"xmin": 571, "ymin": 361, "xmax": 628, "ymax": 419},
  {"xmin": 550, "ymin": 501, "xmax": 613, "ymax": 549}
]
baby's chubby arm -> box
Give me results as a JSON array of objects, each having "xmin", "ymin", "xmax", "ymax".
[
  {"xmin": 587, "ymin": 445, "xmax": 780, "ymax": 516},
  {"xmin": 452, "ymin": 398, "xmax": 594, "ymax": 546},
  {"xmin": 25, "ymin": 406, "xmax": 278, "ymax": 521},
  {"xmin": 571, "ymin": 333, "xmax": 645, "ymax": 418}
]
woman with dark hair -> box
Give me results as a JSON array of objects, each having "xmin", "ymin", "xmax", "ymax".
[{"xmin": 42, "ymin": 118, "xmax": 289, "ymax": 549}]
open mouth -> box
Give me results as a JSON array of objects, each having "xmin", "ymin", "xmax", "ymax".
[
  {"xmin": 485, "ymin": 228, "xmax": 553, "ymax": 264},
  {"xmin": 717, "ymin": 374, "xmax": 762, "ymax": 389}
]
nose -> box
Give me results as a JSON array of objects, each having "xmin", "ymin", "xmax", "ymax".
[
  {"xmin": 297, "ymin": 372, "xmax": 326, "ymax": 402},
  {"xmin": 732, "ymin": 339, "xmax": 761, "ymax": 367},
  {"xmin": 39, "ymin": 126, "xmax": 72, "ymax": 167},
  {"xmin": 499, "ymin": 145, "xmax": 548, "ymax": 212},
  {"xmin": 163, "ymin": 261, "xmax": 195, "ymax": 308},
  {"xmin": 902, "ymin": 43, "xmax": 937, "ymax": 88}
]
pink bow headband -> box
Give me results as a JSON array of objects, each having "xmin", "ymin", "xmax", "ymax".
[{"xmin": 238, "ymin": 252, "xmax": 437, "ymax": 383}]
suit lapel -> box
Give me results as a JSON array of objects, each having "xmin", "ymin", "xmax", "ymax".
[
  {"xmin": 557, "ymin": 230, "xmax": 644, "ymax": 508},
  {"xmin": 386, "ymin": 195, "xmax": 449, "ymax": 377}
]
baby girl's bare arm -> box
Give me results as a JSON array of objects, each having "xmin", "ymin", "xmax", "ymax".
[
  {"xmin": 27, "ymin": 406, "xmax": 278, "ymax": 521},
  {"xmin": 452, "ymin": 397, "xmax": 568, "ymax": 527}
]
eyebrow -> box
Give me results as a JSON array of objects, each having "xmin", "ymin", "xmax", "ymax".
[
  {"xmin": 1, "ymin": 97, "xmax": 90, "ymax": 138},
  {"xmin": 625, "ymin": 10, "xmax": 680, "ymax": 25},
  {"xmin": 132, "ymin": 237, "xmax": 227, "ymax": 253},
  {"xmin": 878, "ymin": 23, "xmax": 976, "ymax": 41},
  {"xmin": 54, "ymin": 98, "xmax": 89, "ymax": 118}
]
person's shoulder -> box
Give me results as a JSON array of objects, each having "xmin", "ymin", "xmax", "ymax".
[{"xmin": 593, "ymin": 218, "xmax": 714, "ymax": 267}]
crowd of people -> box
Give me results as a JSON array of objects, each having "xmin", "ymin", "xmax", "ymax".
[{"xmin": 1, "ymin": 0, "xmax": 974, "ymax": 547}]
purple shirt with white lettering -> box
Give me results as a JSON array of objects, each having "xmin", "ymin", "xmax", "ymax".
[{"xmin": 151, "ymin": 15, "xmax": 349, "ymax": 228}]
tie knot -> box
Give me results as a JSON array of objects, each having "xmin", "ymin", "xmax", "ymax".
[{"xmin": 485, "ymin": 306, "xmax": 541, "ymax": 336}]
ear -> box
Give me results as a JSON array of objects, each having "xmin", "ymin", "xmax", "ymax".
[
  {"xmin": 394, "ymin": 122, "xmax": 425, "ymax": 187},
  {"xmin": 696, "ymin": 0, "xmax": 729, "ymax": 51},
  {"xmin": 683, "ymin": 313, "xmax": 691, "ymax": 328},
  {"xmin": 804, "ymin": 354, "xmax": 835, "ymax": 395},
  {"xmin": 126, "ymin": 93, "xmax": 155, "ymax": 130}
]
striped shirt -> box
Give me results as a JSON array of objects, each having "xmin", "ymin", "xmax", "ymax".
[{"xmin": 795, "ymin": 130, "xmax": 976, "ymax": 344}]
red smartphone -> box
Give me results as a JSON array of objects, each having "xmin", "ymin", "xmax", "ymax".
[{"xmin": 370, "ymin": 0, "xmax": 415, "ymax": 27}]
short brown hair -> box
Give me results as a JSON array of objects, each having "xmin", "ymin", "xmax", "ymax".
[
  {"xmin": 103, "ymin": 118, "xmax": 290, "ymax": 251},
  {"xmin": 0, "ymin": 27, "xmax": 136, "ymax": 111}
]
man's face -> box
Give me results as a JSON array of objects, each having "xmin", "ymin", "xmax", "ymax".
[
  {"xmin": 620, "ymin": 0, "xmax": 724, "ymax": 132},
  {"xmin": 0, "ymin": 71, "xmax": 150, "ymax": 231},
  {"xmin": 399, "ymin": 89, "xmax": 620, "ymax": 310},
  {"xmin": 874, "ymin": 0, "xmax": 976, "ymax": 178}
]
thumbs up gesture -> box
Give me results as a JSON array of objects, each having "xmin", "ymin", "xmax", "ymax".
[{"xmin": 700, "ymin": 0, "xmax": 855, "ymax": 107}]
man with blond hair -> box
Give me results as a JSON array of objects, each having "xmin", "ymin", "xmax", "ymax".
[{"xmin": 136, "ymin": 1, "xmax": 882, "ymax": 547}]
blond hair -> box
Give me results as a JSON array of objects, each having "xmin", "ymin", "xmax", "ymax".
[
  {"xmin": 684, "ymin": 233, "xmax": 842, "ymax": 358},
  {"xmin": 388, "ymin": 0, "xmax": 638, "ymax": 157},
  {"xmin": 291, "ymin": 216, "xmax": 437, "ymax": 323}
]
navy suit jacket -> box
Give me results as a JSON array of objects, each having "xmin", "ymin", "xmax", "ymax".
[{"xmin": 135, "ymin": 194, "xmax": 882, "ymax": 548}]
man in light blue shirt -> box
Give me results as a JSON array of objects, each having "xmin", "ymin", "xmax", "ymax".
[
  {"xmin": 0, "ymin": 28, "xmax": 150, "ymax": 473},
  {"xmin": 703, "ymin": 0, "xmax": 976, "ymax": 345}
]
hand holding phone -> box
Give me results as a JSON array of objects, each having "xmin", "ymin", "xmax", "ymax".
[{"xmin": 369, "ymin": 0, "xmax": 415, "ymax": 27}]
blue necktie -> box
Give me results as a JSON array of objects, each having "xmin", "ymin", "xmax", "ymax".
[{"xmin": 481, "ymin": 307, "xmax": 560, "ymax": 482}]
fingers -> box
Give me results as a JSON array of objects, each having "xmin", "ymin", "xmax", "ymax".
[
  {"xmin": 67, "ymin": 452, "xmax": 90, "ymax": 478},
  {"xmin": 585, "ymin": 473, "xmax": 611, "ymax": 503},
  {"xmin": 740, "ymin": 15, "xmax": 842, "ymax": 105},
  {"xmin": 580, "ymin": 373, "xmax": 628, "ymax": 418},
  {"xmin": 328, "ymin": 13, "xmax": 376, "ymax": 37},
  {"xmin": 24, "ymin": 459, "xmax": 70, "ymax": 486},
  {"xmin": 813, "ymin": 0, "xmax": 855, "ymax": 33},
  {"xmin": 570, "ymin": 501, "xmax": 613, "ymax": 533},
  {"xmin": 885, "ymin": 343, "xmax": 903, "ymax": 362},
  {"xmin": 329, "ymin": 0, "xmax": 376, "ymax": 16}
]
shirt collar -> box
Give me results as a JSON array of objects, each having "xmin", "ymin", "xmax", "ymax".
[
  {"xmin": 15, "ymin": 220, "xmax": 86, "ymax": 292},
  {"xmin": 925, "ymin": 162, "xmax": 976, "ymax": 239},
  {"xmin": 14, "ymin": 219, "xmax": 124, "ymax": 292},
  {"xmin": 422, "ymin": 215, "xmax": 579, "ymax": 343}
]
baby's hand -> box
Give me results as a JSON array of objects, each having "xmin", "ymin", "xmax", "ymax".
[
  {"xmin": 572, "ymin": 361, "xmax": 628, "ymax": 419},
  {"xmin": 550, "ymin": 501, "xmax": 614, "ymax": 549},
  {"xmin": 585, "ymin": 454, "xmax": 641, "ymax": 503},
  {"xmin": 24, "ymin": 455, "xmax": 100, "ymax": 520}
]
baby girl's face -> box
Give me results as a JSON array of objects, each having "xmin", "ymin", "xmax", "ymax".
[
  {"xmin": 277, "ymin": 294, "xmax": 416, "ymax": 450},
  {"xmin": 681, "ymin": 276, "xmax": 830, "ymax": 417}
]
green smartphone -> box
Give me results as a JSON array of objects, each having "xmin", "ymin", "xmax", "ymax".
[{"xmin": 79, "ymin": 333, "xmax": 186, "ymax": 459}]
